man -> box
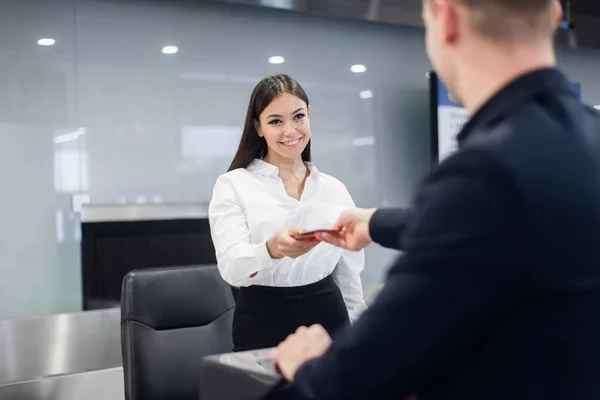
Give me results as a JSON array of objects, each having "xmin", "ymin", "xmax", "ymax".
[{"xmin": 269, "ymin": 0, "xmax": 600, "ymax": 399}]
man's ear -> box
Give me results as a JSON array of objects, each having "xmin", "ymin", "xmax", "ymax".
[
  {"xmin": 553, "ymin": 0, "xmax": 564, "ymax": 30},
  {"xmin": 440, "ymin": 0, "xmax": 459, "ymax": 44},
  {"xmin": 255, "ymin": 119, "xmax": 263, "ymax": 137}
]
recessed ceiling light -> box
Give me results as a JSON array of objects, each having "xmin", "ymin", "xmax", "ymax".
[
  {"xmin": 352, "ymin": 136, "xmax": 375, "ymax": 147},
  {"xmin": 37, "ymin": 38, "xmax": 56, "ymax": 46},
  {"xmin": 359, "ymin": 90, "xmax": 373, "ymax": 99},
  {"xmin": 53, "ymin": 127, "xmax": 87, "ymax": 144},
  {"xmin": 350, "ymin": 64, "xmax": 367, "ymax": 73},
  {"xmin": 162, "ymin": 45, "xmax": 179, "ymax": 55},
  {"xmin": 268, "ymin": 56, "xmax": 285, "ymax": 64}
]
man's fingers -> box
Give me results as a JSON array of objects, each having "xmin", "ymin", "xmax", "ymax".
[
  {"xmin": 332, "ymin": 219, "xmax": 345, "ymax": 231},
  {"xmin": 317, "ymin": 232, "xmax": 348, "ymax": 249},
  {"xmin": 284, "ymin": 333, "xmax": 295, "ymax": 342},
  {"xmin": 296, "ymin": 326, "xmax": 308, "ymax": 334},
  {"xmin": 308, "ymin": 324, "xmax": 326, "ymax": 334},
  {"xmin": 324, "ymin": 233, "xmax": 345, "ymax": 247},
  {"xmin": 333, "ymin": 209, "xmax": 358, "ymax": 230}
]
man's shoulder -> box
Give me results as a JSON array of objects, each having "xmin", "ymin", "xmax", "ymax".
[
  {"xmin": 441, "ymin": 96, "xmax": 600, "ymax": 213},
  {"xmin": 462, "ymin": 97, "xmax": 600, "ymax": 170},
  {"xmin": 465, "ymin": 98, "xmax": 600, "ymax": 154}
]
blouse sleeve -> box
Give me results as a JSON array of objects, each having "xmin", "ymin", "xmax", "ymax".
[
  {"xmin": 208, "ymin": 175, "xmax": 276, "ymax": 287},
  {"xmin": 331, "ymin": 181, "xmax": 367, "ymax": 322},
  {"xmin": 333, "ymin": 249, "xmax": 368, "ymax": 322}
]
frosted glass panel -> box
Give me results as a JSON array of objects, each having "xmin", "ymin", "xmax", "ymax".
[
  {"xmin": 0, "ymin": 0, "xmax": 81, "ymax": 319},
  {"xmin": 1, "ymin": 0, "xmax": 600, "ymax": 318}
]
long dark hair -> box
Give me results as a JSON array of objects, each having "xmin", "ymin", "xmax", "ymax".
[{"xmin": 228, "ymin": 74, "xmax": 311, "ymax": 172}]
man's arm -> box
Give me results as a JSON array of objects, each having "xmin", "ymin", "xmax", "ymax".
[
  {"xmin": 369, "ymin": 208, "xmax": 411, "ymax": 250},
  {"xmin": 288, "ymin": 150, "xmax": 527, "ymax": 399}
]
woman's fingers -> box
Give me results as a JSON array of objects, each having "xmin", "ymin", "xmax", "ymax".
[{"xmin": 281, "ymin": 239, "xmax": 320, "ymax": 258}]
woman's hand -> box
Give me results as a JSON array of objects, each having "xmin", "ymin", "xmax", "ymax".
[{"xmin": 267, "ymin": 227, "xmax": 320, "ymax": 259}]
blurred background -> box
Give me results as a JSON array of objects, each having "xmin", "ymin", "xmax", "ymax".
[{"xmin": 0, "ymin": 0, "xmax": 599, "ymax": 320}]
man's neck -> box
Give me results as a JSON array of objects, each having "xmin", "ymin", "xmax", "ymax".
[{"xmin": 458, "ymin": 41, "xmax": 556, "ymax": 116}]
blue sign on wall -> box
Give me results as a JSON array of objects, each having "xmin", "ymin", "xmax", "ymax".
[{"xmin": 571, "ymin": 83, "xmax": 581, "ymax": 100}]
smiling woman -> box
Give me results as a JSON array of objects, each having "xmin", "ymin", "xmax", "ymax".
[
  {"xmin": 208, "ymin": 75, "xmax": 367, "ymax": 352},
  {"xmin": 227, "ymin": 75, "xmax": 312, "ymax": 171}
]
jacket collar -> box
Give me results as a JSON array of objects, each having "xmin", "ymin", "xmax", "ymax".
[{"xmin": 457, "ymin": 68, "xmax": 575, "ymax": 145}]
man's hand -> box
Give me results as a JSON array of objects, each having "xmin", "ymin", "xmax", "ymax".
[
  {"xmin": 272, "ymin": 325, "xmax": 332, "ymax": 382},
  {"xmin": 316, "ymin": 208, "xmax": 377, "ymax": 251}
]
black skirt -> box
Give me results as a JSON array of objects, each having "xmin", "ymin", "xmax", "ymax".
[{"xmin": 233, "ymin": 275, "xmax": 350, "ymax": 352}]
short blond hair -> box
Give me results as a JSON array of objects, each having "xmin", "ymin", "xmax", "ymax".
[{"xmin": 440, "ymin": 0, "xmax": 557, "ymax": 41}]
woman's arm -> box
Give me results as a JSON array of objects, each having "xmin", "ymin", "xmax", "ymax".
[{"xmin": 208, "ymin": 175, "xmax": 277, "ymax": 287}]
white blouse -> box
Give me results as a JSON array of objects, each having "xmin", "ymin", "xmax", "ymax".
[{"xmin": 208, "ymin": 159, "xmax": 367, "ymax": 321}]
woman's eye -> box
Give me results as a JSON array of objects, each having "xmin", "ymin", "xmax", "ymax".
[
  {"xmin": 268, "ymin": 119, "xmax": 282, "ymax": 125},
  {"xmin": 294, "ymin": 113, "xmax": 305, "ymax": 120}
]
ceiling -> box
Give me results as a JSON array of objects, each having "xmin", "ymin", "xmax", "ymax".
[
  {"xmin": 204, "ymin": 0, "xmax": 600, "ymax": 49},
  {"xmin": 206, "ymin": 0, "xmax": 600, "ymax": 21}
]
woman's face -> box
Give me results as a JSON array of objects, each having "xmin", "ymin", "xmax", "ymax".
[{"xmin": 257, "ymin": 92, "xmax": 311, "ymax": 161}]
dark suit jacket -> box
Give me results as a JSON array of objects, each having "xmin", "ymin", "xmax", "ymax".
[{"xmin": 277, "ymin": 68, "xmax": 600, "ymax": 399}]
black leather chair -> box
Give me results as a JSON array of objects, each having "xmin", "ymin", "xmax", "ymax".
[{"xmin": 121, "ymin": 265, "xmax": 235, "ymax": 400}]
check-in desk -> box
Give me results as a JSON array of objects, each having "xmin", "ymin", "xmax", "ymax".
[
  {"xmin": 0, "ymin": 308, "xmax": 121, "ymax": 386},
  {"xmin": 201, "ymin": 349, "xmax": 282, "ymax": 400},
  {"xmin": 0, "ymin": 367, "xmax": 124, "ymax": 400}
]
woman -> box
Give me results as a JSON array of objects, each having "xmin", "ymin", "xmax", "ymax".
[{"xmin": 208, "ymin": 74, "xmax": 366, "ymax": 352}]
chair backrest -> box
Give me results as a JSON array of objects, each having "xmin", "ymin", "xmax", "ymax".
[{"xmin": 121, "ymin": 265, "xmax": 234, "ymax": 400}]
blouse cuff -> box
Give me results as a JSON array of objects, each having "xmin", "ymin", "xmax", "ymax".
[{"xmin": 253, "ymin": 240, "xmax": 276, "ymax": 271}]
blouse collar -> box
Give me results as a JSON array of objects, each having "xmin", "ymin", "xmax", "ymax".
[{"xmin": 247, "ymin": 158, "xmax": 319, "ymax": 177}]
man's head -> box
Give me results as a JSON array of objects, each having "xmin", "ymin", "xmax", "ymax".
[{"xmin": 423, "ymin": 0, "xmax": 562, "ymax": 106}]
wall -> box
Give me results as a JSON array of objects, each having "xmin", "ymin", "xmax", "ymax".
[{"xmin": 0, "ymin": 0, "xmax": 599, "ymax": 319}]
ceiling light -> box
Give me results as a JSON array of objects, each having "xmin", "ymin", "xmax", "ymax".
[
  {"xmin": 53, "ymin": 127, "xmax": 87, "ymax": 144},
  {"xmin": 359, "ymin": 90, "xmax": 373, "ymax": 99},
  {"xmin": 162, "ymin": 45, "xmax": 179, "ymax": 55},
  {"xmin": 350, "ymin": 64, "xmax": 367, "ymax": 73},
  {"xmin": 594, "ymin": 105, "xmax": 600, "ymax": 110},
  {"xmin": 268, "ymin": 56, "xmax": 285, "ymax": 64},
  {"xmin": 37, "ymin": 38, "xmax": 56, "ymax": 46},
  {"xmin": 352, "ymin": 136, "xmax": 375, "ymax": 147},
  {"xmin": 260, "ymin": 0, "xmax": 294, "ymax": 7}
]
